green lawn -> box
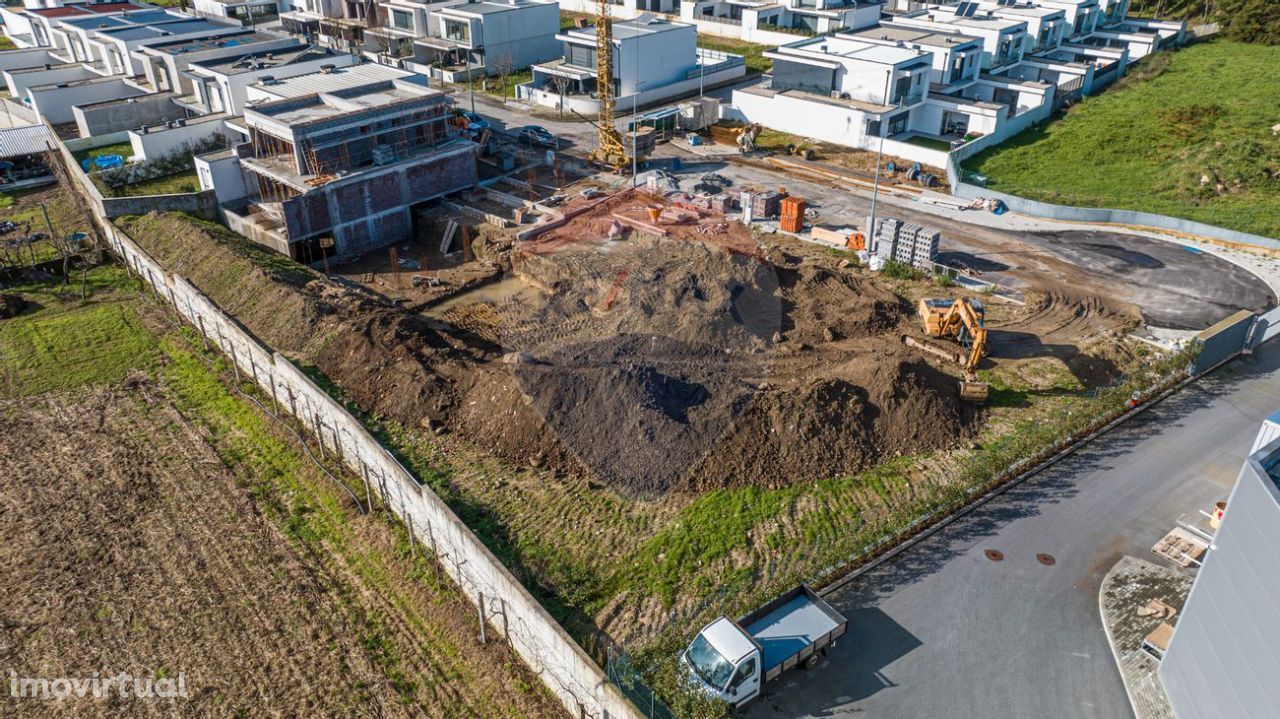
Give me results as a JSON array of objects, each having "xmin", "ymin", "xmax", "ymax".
[
  {"xmin": 96, "ymin": 168, "xmax": 199, "ymax": 197},
  {"xmin": 72, "ymin": 141, "xmax": 135, "ymax": 168},
  {"xmin": 905, "ymin": 135, "xmax": 954, "ymax": 152},
  {"xmin": 964, "ymin": 41, "xmax": 1280, "ymax": 239},
  {"xmin": 698, "ymin": 36, "xmax": 772, "ymax": 74},
  {"xmin": 0, "ymin": 267, "xmax": 156, "ymax": 397}
]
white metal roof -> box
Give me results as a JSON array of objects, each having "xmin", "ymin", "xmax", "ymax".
[{"xmin": 0, "ymin": 124, "xmax": 55, "ymax": 159}]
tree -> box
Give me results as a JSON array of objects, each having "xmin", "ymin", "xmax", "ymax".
[
  {"xmin": 488, "ymin": 52, "xmax": 515, "ymax": 99},
  {"xmin": 1216, "ymin": 0, "xmax": 1280, "ymax": 45},
  {"xmin": 550, "ymin": 74, "xmax": 572, "ymax": 116}
]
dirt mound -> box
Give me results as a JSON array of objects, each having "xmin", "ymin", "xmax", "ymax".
[
  {"xmin": 119, "ymin": 210, "xmax": 977, "ymax": 496},
  {"xmin": 684, "ymin": 354, "xmax": 971, "ymax": 491},
  {"xmin": 452, "ymin": 235, "xmax": 969, "ymax": 494},
  {"xmin": 0, "ymin": 292, "xmax": 27, "ymax": 318}
]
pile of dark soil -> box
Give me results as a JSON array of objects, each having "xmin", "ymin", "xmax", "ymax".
[{"xmin": 119, "ymin": 212, "xmax": 977, "ymax": 496}]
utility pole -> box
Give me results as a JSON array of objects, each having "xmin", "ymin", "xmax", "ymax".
[{"xmin": 631, "ymin": 32, "xmax": 638, "ymax": 185}]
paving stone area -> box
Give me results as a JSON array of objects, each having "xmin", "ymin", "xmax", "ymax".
[{"xmin": 1100, "ymin": 555, "xmax": 1195, "ymax": 719}]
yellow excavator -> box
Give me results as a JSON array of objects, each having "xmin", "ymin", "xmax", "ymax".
[{"xmin": 904, "ymin": 297, "xmax": 990, "ymax": 402}]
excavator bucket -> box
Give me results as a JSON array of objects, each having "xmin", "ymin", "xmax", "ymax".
[{"xmin": 959, "ymin": 380, "xmax": 989, "ymax": 403}]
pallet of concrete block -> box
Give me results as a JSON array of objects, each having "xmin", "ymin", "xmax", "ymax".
[{"xmin": 744, "ymin": 190, "xmax": 783, "ymax": 218}]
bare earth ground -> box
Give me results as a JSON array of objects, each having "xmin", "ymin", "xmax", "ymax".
[
  {"xmin": 0, "ymin": 270, "xmax": 564, "ymax": 718},
  {"xmin": 108, "ymin": 203, "xmax": 1167, "ymax": 660}
]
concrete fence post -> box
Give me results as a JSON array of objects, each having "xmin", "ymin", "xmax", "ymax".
[
  {"xmin": 360, "ymin": 460, "xmax": 374, "ymax": 512},
  {"xmin": 478, "ymin": 591, "xmax": 488, "ymax": 644},
  {"xmin": 196, "ymin": 315, "xmax": 211, "ymax": 351}
]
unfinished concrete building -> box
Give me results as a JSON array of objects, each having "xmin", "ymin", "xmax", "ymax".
[{"xmin": 218, "ymin": 71, "xmax": 476, "ymax": 261}]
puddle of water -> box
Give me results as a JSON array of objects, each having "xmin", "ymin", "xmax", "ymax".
[{"xmin": 422, "ymin": 276, "xmax": 541, "ymax": 318}]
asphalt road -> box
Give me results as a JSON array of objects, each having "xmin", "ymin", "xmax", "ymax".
[{"xmin": 743, "ymin": 342, "xmax": 1280, "ymax": 719}]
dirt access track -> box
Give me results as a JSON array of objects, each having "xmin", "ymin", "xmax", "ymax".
[{"xmin": 657, "ymin": 154, "xmax": 1276, "ymax": 331}]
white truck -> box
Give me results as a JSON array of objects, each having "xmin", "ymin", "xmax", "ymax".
[{"xmin": 681, "ymin": 585, "xmax": 847, "ymax": 707}]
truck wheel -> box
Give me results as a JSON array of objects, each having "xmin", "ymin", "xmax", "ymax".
[{"xmin": 803, "ymin": 654, "xmax": 820, "ymax": 670}]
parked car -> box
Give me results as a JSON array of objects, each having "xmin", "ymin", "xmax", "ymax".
[{"xmin": 515, "ymin": 125, "xmax": 557, "ymax": 148}]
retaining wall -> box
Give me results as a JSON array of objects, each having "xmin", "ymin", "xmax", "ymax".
[
  {"xmin": 100, "ymin": 222, "xmax": 643, "ymax": 719},
  {"xmin": 945, "ymin": 155, "xmax": 1280, "ymax": 252}
]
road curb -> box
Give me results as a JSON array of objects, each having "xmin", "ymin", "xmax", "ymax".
[{"xmin": 817, "ymin": 354, "xmax": 1233, "ymax": 598}]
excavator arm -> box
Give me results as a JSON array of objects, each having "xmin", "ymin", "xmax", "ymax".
[{"xmin": 914, "ymin": 297, "xmax": 990, "ymax": 402}]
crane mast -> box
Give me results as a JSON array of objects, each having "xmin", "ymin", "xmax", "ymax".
[{"xmin": 589, "ymin": 0, "xmax": 631, "ymax": 170}]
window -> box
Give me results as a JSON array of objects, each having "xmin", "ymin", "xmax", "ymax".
[
  {"xmin": 729, "ymin": 658, "xmax": 757, "ymax": 689},
  {"xmin": 444, "ymin": 19, "xmax": 469, "ymax": 42},
  {"xmin": 565, "ymin": 42, "xmax": 594, "ymax": 69},
  {"xmin": 391, "ymin": 9, "xmax": 412, "ymax": 31},
  {"xmin": 686, "ymin": 636, "xmax": 734, "ymax": 691},
  {"xmin": 950, "ymin": 54, "xmax": 964, "ymax": 82},
  {"xmin": 887, "ymin": 111, "xmax": 908, "ymax": 136}
]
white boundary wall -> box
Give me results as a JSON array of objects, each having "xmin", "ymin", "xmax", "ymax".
[{"xmin": 101, "ymin": 221, "xmax": 643, "ymax": 719}]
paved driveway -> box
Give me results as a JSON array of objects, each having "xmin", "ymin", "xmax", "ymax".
[{"xmin": 745, "ymin": 343, "xmax": 1280, "ymax": 719}]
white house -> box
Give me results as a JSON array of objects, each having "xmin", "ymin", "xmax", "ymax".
[
  {"xmin": 363, "ymin": 0, "xmax": 561, "ymax": 83},
  {"xmin": 845, "ymin": 25, "xmax": 984, "ymax": 91},
  {"xmin": 885, "ymin": 9, "xmax": 1028, "ymax": 70},
  {"xmin": 970, "ymin": 1, "xmax": 1068, "ymax": 53},
  {"xmin": 182, "ymin": 44, "xmax": 360, "ymax": 116},
  {"xmin": 730, "ymin": 31, "xmax": 1054, "ymax": 165},
  {"xmin": 554, "ymin": 0, "xmax": 885, "ymax": 46},
  {"xmin": 191, "ymin": 0, "xmax": 281, "ymax": 24},
  {"xmin": 519, "ymin": 14, "xmax": 745, "ymax": 114}
]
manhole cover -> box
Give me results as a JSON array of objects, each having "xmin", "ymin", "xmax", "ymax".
[
  {"xmin": 1037, "ymin": 553, "xmax": 1056, "ymax": 566},
  {"xmin": 984, "ymin": 549, "xmax": 1004, "ymax": 561}
]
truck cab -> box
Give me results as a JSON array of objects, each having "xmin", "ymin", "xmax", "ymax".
[{"xmin": 682, "ymin": 617, "xmax": 762, "ymax": 706}]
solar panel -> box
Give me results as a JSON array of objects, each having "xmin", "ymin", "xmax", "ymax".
[
  {"xmin": 963, "ymin": 3, "xmax": 979, "ymax": 16},
  {"xmin": 954, "ymin": 2, "xmax": 971, "ymax": 16}
]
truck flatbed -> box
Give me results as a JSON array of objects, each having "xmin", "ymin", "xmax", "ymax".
[
  {"xmin": 745, "ymin": 593, "xmax": 842, "ymax": 672},
  {"xmin": 738, "ymin": 585, "xmax": 847, "ymax": 680}
]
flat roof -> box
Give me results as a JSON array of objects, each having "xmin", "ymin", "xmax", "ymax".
[
  {"xmin": 194, "ymin": 44, "xmax": 338, "ymax": 74},
  {"xmin": 789, "ymin": 35, "xmax": 929, "ymax": 65},
  {"xmin": 943, "ymin": 14, "xmax": 1025, "ymax": 31},
  {"xmin": 255, "ymin": 83, "xmax": 440, "ymax": 125},
  {"xmin": 62, "ymin": 16, "xmax": 130, "ymax": 29},
  {"xmin": 98, "ymin": 18, "xmax": 230, "ymax": 38},
  {"xmin": 987, "ymin": 5, "xmax": 1064, "ymax": 18},
  {"xmin": 27, "ymin": 7, "xmax": 93, "ymax": 18},
  {"xmin": 440, "ymin": 0, "xmax": 547, "ymax": 15},
  {"xmin": 249, "ymin": 63, "xmax": 421, "ymax": 98},
  {"xmin": 567, "ymin": 14, "xmax": 690, "ymax": 40},
  {"xmin": 847, "ymin": 25, "xmax": 982, "ymax": 48},
  {"xmin": 143, "ymin": 30, "xmax": 276, "ymax": 55}
]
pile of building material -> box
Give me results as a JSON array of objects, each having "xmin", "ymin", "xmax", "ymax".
[
  {"xmin": 678, "ymin": 97, "xmax": 721, "ymax": 131},
  {"xmin": 744, "ymin": 190, "xmax": 784, "ymax": 219},
  {"xmin": 873, "ymin": 217, "xmax": 941, "ymax": 270}
]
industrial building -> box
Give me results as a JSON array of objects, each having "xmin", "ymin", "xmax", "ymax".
[
  {"xmin": 1157, "ymin": 414, "xmax": 1280, "ymax": 719},
  {"xmin": 211, "ymin": 65, "xmax": 477, "ymax": 260}
]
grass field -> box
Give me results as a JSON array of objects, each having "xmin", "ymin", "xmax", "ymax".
[
  {"xmin": 697, "ymin": 36, "xmax": 771, "ymax": 74},
  {"xmin": 964, "ymin": 41, "xmax": 1280, "ymax": 238},
  {"xmin": 0, "ymin": 263, "xmax": 564, "ymax": 717}
]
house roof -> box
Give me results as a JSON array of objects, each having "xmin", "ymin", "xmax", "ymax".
[
  {"xmin": 0, "ymin": 124, "xmax": 55, "ymax": 160},
  {"xmin": 847, "ymin": 25, "xmax": 982, "ymax": 48},
  {"xmin": 249, "ymin": 63, "xmax": 422, "ymax": 98}
]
